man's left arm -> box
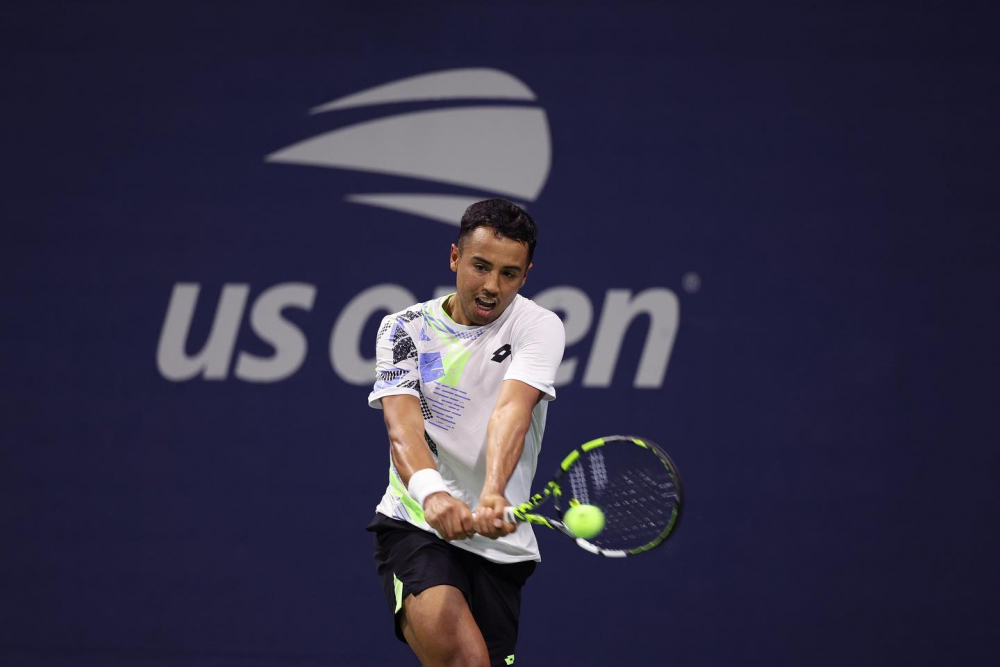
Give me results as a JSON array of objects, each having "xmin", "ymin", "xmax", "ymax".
[
  {"xmin": 474, "ymin": 379, "xmax": 544, "ymax": 538},
  {"xmin": 474, "ymin": 309, "xmax": 565, "ymax": 538}
]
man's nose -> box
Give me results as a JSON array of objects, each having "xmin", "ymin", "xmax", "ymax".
[{"xmin": 483, "ymin": 272, "xmax": 499, "ymax": 295}]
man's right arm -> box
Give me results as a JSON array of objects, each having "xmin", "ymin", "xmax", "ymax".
[{"xmin": 382, "ymin": 394, "xmax": 475, "ymax": 541}]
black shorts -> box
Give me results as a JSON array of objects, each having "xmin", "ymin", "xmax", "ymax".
[{"xmin": 366, "ymin": 513, "xmax": 537, "ymax": 667}]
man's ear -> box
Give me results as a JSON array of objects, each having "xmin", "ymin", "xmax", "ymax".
[
  {"xmin": 521, "ymin": 262, "xmax": 533, "ymax": 287},
  {"xmin": 450, "ymin": 243, "xmax": 460, "ymax": 272}
]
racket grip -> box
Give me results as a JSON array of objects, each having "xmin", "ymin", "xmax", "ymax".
[{"xmin": 503, "ymin": 506, "xmax": 519, "ymax": 524}]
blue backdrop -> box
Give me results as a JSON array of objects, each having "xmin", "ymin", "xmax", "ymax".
[{"xmin": 3, "ymin": 1, "xmax": 998, "ymax": 665}]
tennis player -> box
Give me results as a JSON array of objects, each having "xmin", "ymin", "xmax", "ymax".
[{"xmin": 366, "ymin": 198, "xmax": 565, "ymax": 667}]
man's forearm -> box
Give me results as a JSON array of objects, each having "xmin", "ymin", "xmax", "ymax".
[
  {"xmin": 382, "ymin": 394, "xmax": 436, "ymax": 486},
  {"xmin": 388, "ymin": 422, "xmax": 437, "ymax": 486},
  {"xmin": 481, "ymin": 400, "xmax": 532, "ymax": 497}
]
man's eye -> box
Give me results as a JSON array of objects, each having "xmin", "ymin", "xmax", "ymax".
[
  {"xmin": 474, "ymin": 264, "xmax": 486, "ymax": 271},
  {"xmin": 503, "ymin": 272, "xmax": 515, "ymax": 279}
]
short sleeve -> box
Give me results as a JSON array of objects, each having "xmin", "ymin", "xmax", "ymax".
[
  {"xmin": 504, "ymin": 310, "xmax": 566, "ymax": 401},
  {"xmin": 367, "ymin": 313, "xmax": 422, "ymax": 409}
]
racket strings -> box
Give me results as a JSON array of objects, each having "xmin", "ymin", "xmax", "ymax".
[
  {"xmin": 567, "ymin": 461, "xmax": 591, "ymax": 505},
  {"xmin": 561, "ymin": 446, "xmax": 679, "ymax": 550},
  {"xmin": 596, "ymin": 468, "xmax": 677, "ymax": 548}
]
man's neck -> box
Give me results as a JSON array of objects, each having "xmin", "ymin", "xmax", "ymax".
[{"xmin": 442, "ymin": 293, "xmax": 463, "ymax": 325}]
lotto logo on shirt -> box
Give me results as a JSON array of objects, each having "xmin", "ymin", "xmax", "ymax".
[{"xmin": 491, "ymin": 345, "xmax": 512, "ymax": 363}]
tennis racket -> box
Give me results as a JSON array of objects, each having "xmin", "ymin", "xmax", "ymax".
[{"xmin": 504, "ymin": 435, "xmax": 683, "ymax": 557}]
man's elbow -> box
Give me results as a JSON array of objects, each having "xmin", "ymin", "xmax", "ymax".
[{"xmin": 385, "ymin": 420, "xmax": 417, "ymax": 449}]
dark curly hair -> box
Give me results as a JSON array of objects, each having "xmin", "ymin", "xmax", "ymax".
[{"xmin": 458, "ymin": 199, "xmax": 537, "ymax": 265}]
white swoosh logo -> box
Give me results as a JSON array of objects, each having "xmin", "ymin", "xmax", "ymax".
[
  {"xmin": 309, "ymin": 67, "xmax": 536, "ymax": 113},
  {"xmin": 267, "ymin": 69, "xmax": 551, "ymax": 223}
]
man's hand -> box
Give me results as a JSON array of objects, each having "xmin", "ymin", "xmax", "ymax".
[
  {"xmin": 473, "ymin": 492, "xmax": 518, "ymax": 539},
  {"xmin": 424, "ymin": 492, "xmax": 476, "ymax": 541}
]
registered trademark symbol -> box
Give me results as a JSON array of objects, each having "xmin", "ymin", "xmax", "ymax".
[{"xmin": 682, "ymin": 272, "xmax": 701, "ymax": 294}]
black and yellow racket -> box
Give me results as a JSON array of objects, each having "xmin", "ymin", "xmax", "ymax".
[{"xmin": 503, "ymin": 435, "xmax": 683, "ymax": 557}]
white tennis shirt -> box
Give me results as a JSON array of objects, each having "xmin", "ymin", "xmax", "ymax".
[{"xmin": 369, "ymin": 294, "xmax": 566, "ymax": 563}]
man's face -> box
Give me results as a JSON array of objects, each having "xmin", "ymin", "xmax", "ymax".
[{"xmin": 448, "ymin": 227, "xmax": 532, "ymax": 326}]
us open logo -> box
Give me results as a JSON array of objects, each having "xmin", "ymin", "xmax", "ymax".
[
  {"xmin": 156, "ymin": 69, "xmax": 679, "ymax": 388},
  {"xmin": 265, "ymin": 68, "xmax": 551, "ymax": 225}
]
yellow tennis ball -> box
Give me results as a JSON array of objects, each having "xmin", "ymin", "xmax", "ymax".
[{"xmin": 563, "ymin": 504, "xmax": 605, "ymax": 539}]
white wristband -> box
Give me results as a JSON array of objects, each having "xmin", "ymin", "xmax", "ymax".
[{"xmin": 407, "ymin": 468, "xmax": 451, "ymax": 509}]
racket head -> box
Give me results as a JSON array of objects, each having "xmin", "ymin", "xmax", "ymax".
[{"xmin": 514, "ymin": 435, "xmax": 683, "ymax": 557}]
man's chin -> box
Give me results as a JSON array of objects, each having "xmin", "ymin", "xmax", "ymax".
[{"xmin": 468, "ymin": 305, "xmax": 500, "ymax": 325}]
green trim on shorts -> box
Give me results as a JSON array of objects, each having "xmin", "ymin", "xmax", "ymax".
[
  {"xmin": 393, "ymin": 573, "xmax": 404, "ymax": 614},
  {"xmin": 505, "ymin": 655, "xmax": 515, "ymax": 665}
]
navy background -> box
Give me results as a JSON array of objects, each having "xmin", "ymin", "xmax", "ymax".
[{"xmin": 2, "ymin": 1, "xmax": 998, "ymax": 665}]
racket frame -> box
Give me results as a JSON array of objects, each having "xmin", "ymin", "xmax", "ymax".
[{"xmin": 503, "ymin": 435, "xmax": 683, "ymax": 557}]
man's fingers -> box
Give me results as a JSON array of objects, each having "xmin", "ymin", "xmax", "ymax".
[
  {"xmin": 425, "ymin": 496, "xmax": 478, "ymax": 540},
  {"xmin": 448, "ymin": 517, "xmax": 468, "ymax": 540},
  {"xmin": 470, "ymin": 502, "xmax": 518, "ymax": 539},
  {"xmin": 471, "ymin": 508, "xmax": 500, "ymax": 539},
  {"xmin": 460, "ymin": 510, "xmax": 475, "ymax": 538},
  {"xmin": 471, "ymin": 510, "xmax": 488, "ymax": 535},
  {"xmin": 441, "ymin": 504, "xmax": 472, "ymax": 540},
  {"xmin": 452, "ymin": 508, "xmax": 472, "ymax": 540}
]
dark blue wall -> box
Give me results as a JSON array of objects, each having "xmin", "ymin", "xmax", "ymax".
[{"xmin": 3, "ymin": 2, "xmax": 998, "ymax": 665}]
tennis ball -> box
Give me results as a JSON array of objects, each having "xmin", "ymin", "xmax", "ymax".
[{"xmin": 563, "ymin": 504, "xmax": 605, "ymax": 540}]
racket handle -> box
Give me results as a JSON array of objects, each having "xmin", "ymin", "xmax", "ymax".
[{"xmin": 472, "ymin": 507, "xmax": 521, "ymax": 524}]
